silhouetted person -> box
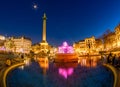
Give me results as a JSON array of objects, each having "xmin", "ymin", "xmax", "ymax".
[
  {"xmin": 107, "ymin": 55, "xmax": 110, "ymax": 63},
  {"xmin": 21, "ymin": 54, "xmax": 24, "ymax": 59},
  {"xmin": 107, "ymin": 53, "xmax": 112, "ymax": 63},
  {"xmin": 118, "ymin": 54, "xmax": 120, "ymax": 67},
  {"xmin": 112, "ymin": 54, "xmax": 116, "ymax": 65}
]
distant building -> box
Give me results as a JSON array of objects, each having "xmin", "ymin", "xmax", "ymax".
[
  {"xmin": 95, "ymin": 39, "xmax": 103, "ymax": 51},
  {"xmin": 115, "ymin": 24, "xmax": 120, "ymax": 48},
  {"xmin": 0, "ymin": 35, "xmax": 6, "ymax": 51},
  {"xmin": 73, "ymin": 24, "xmax": 120, "ymax": 55},
  {"xmin": 108, "ymin": 24, "xmax": 120, "ymax": 53},
  {"xmin": 103, "ymin": 32, "xmax": 116, "ymax": 51},
  {"xmin": 85, "ymin": 36, "xmax": 96, "ymax": 52},
  {"xmin": 73, "ymin": 36, "xmax": 103, "ymax": 55},
  {"xmin": 73, "ymin": 40, "xmax": 86, "ymax": 55},
  {"xmin": 0, "ymin": 35, "xmax": 5, "ymax": 40},
  {"xmin": 5, "ymin": 36, "xmax": 32, "ymax": 53}
]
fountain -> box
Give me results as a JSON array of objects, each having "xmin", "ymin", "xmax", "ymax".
[{"xmin": 54, "ymin": 42, "xmax": 78, "ymax": 62}]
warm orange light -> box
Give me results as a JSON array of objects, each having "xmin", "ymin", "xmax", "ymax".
[{"xmin": 38, "ymin": 58, "xmax": 49, "ymax": 69}]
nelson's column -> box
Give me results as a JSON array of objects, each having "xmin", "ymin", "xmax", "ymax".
[{"xmin": 40, "ymin": 13, "xmax": 49, "ymax": 53}]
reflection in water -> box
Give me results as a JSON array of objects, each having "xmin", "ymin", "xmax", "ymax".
[
  {"xmin": 59, "ymin": 68, "xmax": 73, "ymax": 79},
  {"xmin": 56, "ymin": 57, "xmax": 99, "ymax": 79},
  {"xmin": 38, "ymin": 57, "xmax": 49, "ymax": 75},
  {"xmin": 18, "ymin": 65, "xmax": 24, "ymax": 70},
  {"xmin": 19, "ymin": 58, "xmax": 31, "ymax": 70},
  {"xmin": 54, "ymin": 62, "xmax": 77, "ymax": 79},
  {"xmin": 78, "ymin": 57, "xmax": 99, "ymax": 68},
  {"xmin": 24, "ymin": 58, "xmax": 31, "ymax": 66},
  {"xmin": 7, "ymin": 56, "xmax": 114, "ymax": 87}
]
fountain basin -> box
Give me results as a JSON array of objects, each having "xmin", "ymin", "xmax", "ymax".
[
  {"xmin": 54, "ymin": 42, "xmax": 78, "ymax": 62},
  {"xmin": 55, "ymin": 53, "xmax": 78, "ymax": 62}
]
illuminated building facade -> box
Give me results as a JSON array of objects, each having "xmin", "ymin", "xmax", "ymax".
[
  {"xmin": 73, "ymin": 36, "xmax": 103, "ymax": 55},
  {"xmin": 115, "ymin": 24, "xmax": 120, "ymax": 47},
  {"xmin": 95, "ymin": 39, "xmax": 103, "ymax": 51},
  {"xmin": 0, "ymin": 35, "xmax": 5, "ymax": 40},
  {"xmin": 5, "ymin": 36, "xmax": 32, "ymax": 53},
  {"xmin": 85, "ymin": 36, "xmax": 96, "ymax": 53},
  {"xmin": 0, "ymin": 35, "xmax": 6, "ymax": 51},
  {"xmin": 73, "ymin": 40, "xmax": 86, "ymax": 55},
  {"xmin": 103, "ymin": 32, "xmax": 116, "ymax": 51},
  {"xmin": 73, "ymin": 24, "xmax": 120, "ymax": 55},
  {"xmin": 102, "ymin": 24, "xmax": 120, "ymax": 52}
]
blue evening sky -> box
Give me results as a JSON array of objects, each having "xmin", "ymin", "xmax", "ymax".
[{"xmin": 0, "ymin": 0, "xmax": 120, "ymax": 46}]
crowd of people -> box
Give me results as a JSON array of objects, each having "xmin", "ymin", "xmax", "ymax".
[{"xmin": 102, "ymin": 52, "xmax": 120, "ymax": 67}]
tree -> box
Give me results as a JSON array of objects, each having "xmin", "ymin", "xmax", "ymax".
[{"xmin": 98, "ymin": 29, "xmax": 114, "ymax": 50}]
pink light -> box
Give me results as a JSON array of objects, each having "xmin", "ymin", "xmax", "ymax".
[
  {"xmin": 59, "ymin": 68, "xmax": 73, "ymax": 79},
  {"xmin": 0, "ymin": 46, "xmax": 6, "ymax": 51},
  {"xmin": 63, "ymin": 42, "xmax": 68, "ymax": 46},
  {"xmin": 67, "ymin": 68, "xmax": 73, "ymax": 75},
  {"xmin": 58, "ymin": 42, "xmax": 74, "ymax": 53}
]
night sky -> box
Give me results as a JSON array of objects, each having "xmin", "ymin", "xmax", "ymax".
[{"xmin": 0, "ymin": 0, "xmax": 120, "ymax": 46}]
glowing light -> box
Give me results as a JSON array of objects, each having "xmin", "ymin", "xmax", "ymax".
[
  {"xmin": 34, "ymin": 4, "xmax": 37, "ymax": 9},
  {"xmin": 0, "ymin": 35, "xmax": 5, "ymax": 40},
  {"xmin": 0, "ymin": 46, "xmax": 6, "ymax": 51},
  {"xmin": 59, "ymin": 68, "xmax": 73, "ymax": 79},
  {"xmin": 24, "ymin": 58, "xmax": 30, "ymax": 66},
  {"xmin": 78, "ymin": 58, "xmax": 97, "ymax": 67},
  {"xmin": 20, "ymin": 48, "xmax": 24, "ymax": 53},
  {"xmin": 33, "ymin": 3, "xmax": 38, "ymax": 10},
  {"xmin": 58, "ymin": 42, "xmax": 74, "ymax": 53},
  {"xmin": 19, "ymin": 65, "xmax": 24, "ymax": 70},
  {"xmin": 63, "ymin": 42, "xmax": 68, "ymax": 46},
  {"xmin": 38, "ymin": 58, "xmax": 49, "ymax": 69}
]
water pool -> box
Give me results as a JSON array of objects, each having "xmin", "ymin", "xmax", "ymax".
[{"xmin": 7, "ymin": 59, "xmax": 114, "ymax": 87}]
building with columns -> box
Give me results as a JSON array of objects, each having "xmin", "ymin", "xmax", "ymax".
[
  {"xmin": 115, "ymin": 24, "xmax": 120, "ymax": 48},
  {"xmin": 0, "ymin": 35, "xmax": 6, "ymax": 51},
  {"xmin": 73, "ymin": 36, "xmax": 103, "ymax": 55},
  {"xmin": 4, "ymin": 36, "xmax": 32, "ymax": 53},
  {"xmin": 85, "ymin": 36, "xmax": 96, "ymax": 52}
]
